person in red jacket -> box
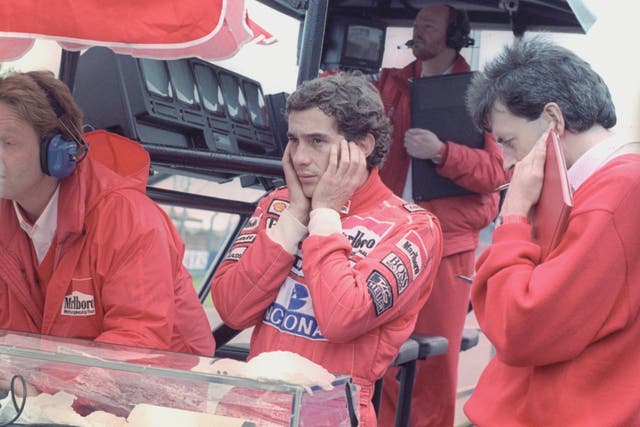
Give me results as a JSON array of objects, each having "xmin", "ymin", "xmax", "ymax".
[
  {"xmin": 211, "ymin": 73, "xmax": 443, "ymax": 426},
  {"xmin": 464, "ymin": 37, "xmax": 640, "ymax": 427},
  {"xmin": 376, "ymin": 5, "xmax": 508, "ymax": 426},
  {"xmin": 0, "ymin": 71, "xmax": 215, "ymax": 357}
]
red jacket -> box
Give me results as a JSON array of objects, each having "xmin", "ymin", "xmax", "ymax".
[
  {"xmin": 376, "ymin": 57, "xmax": 506, "ymax": 256},
  {"xmin": 467, "ymin": 155, "xmax": 640, "ymax": 426},
  {"xmin": 0, "ymin": 130, "xmax": 215, "ymax": 356},
  {"xmin": 211, "ymin": 169, "xmax": 443, "ymax": 424}
]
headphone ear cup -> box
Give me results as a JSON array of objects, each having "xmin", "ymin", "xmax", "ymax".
[
  {"xmin": 40, "ymin": 136, "xmax": 51, "ymax": 176},
  {"xmin": 44, "ymin": 134, "xmax": 79, "ymax": 179}
]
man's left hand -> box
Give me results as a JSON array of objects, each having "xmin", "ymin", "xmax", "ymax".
[
  {"xmin": 312, "ymin": 140, "xmax": 368, "ymax": 211},
  {"xmin": 404, "ymin": 128, "xmax": 444, "ymax": 160}
]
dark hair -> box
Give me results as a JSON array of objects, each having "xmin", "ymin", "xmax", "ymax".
[
  {"xmin": 0, "ymin": 70, "xmax": 84, "ymax": 145},
  {"xmin": 286, "ymin": 72, "xmax": 391, "ymax": 168},
  {"xmin": 466, "ymin": 36, "xmax": 616, "ymax": 133},
  {"xmin": 446, "ymin": 7, "xmax": 473, "ymax": 51}
]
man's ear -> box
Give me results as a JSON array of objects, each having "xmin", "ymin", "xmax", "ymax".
[
  {"xmin": 354, "ymin": 133, "xmax": 375, "ymax": 157},
  {"xmin": 541, "ymin": 102, "xmax": 565, "ymax": 136}
]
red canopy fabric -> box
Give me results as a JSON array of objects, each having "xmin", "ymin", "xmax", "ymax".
[{"xmin": 0, "ymin": 0, "xmax": 274, "ymax": 61}]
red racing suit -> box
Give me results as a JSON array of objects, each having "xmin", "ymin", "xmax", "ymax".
[
  {"xmin": 375, "ymin": 56, "xmax": 507, "ymax": 426},
  {"xmin": 0, "ymin": 130, "xmax": 215, "ymax": 356},
  {"xmin": 212, "ymin": 169, "xmax": 443, "ymax": 426}
]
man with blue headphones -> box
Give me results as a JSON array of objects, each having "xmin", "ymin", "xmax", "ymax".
[{"xmin": 0, "ymin": 71, "xmax": 215, "ymax": 357}]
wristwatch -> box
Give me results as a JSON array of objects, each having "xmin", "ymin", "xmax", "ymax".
[{"xmin": 495, "ymin": 214, "xmax": 529, "ymax": 227}]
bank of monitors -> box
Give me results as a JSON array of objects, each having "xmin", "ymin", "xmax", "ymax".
[
  {"xmin": 321, "ymin": 16, "xmax": 387, "ymax": 74},
  {"xmin": 72, "ymin": 47, "xmax": 281, "ymax": 158}
]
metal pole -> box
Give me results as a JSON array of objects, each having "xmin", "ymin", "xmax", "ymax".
[{"xmin": 296, "ymin": 0, "xmax": 329, "ymax": 86}]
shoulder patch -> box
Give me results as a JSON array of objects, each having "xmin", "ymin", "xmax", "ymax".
[
  {"xmin": 395, "ymin": 230, "xmax": 427, "ymax": 280},
  {"xmin": 234, "ymin": 233, "xmax": 256, "ymax": 245},
  {"xmin": 225, "ymin": 245, "xmax": 248, "ymax": 262},
  {"xmin": 242, "ymin": 213, "xmax": 262, "ymax": 231},
  {"xmin": 268, "ymin": 199, "xmax": 289, "ymax": 215},
  {"xmin": 367, "ymin": 270, "xmax": 394, "ymax": 316},
  {"xmin": 381, "ymin": 252, "xmax": 410, "ymax": 295},
  {"xmin": 402, "ymin": 203, "xmax": 425, "ymax": 213}
]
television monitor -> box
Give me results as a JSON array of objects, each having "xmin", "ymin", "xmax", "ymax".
[
  {"xmin": 139, "ymin": 58, "xmax": 173, "ymax": 100},
  {"xmin": 73, "ymin": 46, "xmax": 282, "ymax": 158},
  {"xmin": 242, "ymin": 81, "xmax": 269, "ymax": 129},
  {"xmin": 193, "ymin": 63, "xmax": 225, "ymax": 116},
  {"xmin": 321, "ymin": 16, "xmax": 387, "ymax": 74},
  {"xmin": 218, "ymin": 72, "xmax": 249, "ymax": 124},
  {"xmin": 167, "ymin": 59, "xmax": 199, "ymax": 108}
]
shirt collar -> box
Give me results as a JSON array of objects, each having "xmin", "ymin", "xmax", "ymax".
[
  {"xmin": 567, "ymin": 133, "xmax": 636, "ymax": 191},
  {"xmin": 14, "ymin": 186, "xmax": 60, "ymax": 263}
]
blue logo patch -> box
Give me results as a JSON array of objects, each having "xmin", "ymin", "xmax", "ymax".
[{"xmin": 263, "ymin": 277, "xmax": 326, "ymax": 341}]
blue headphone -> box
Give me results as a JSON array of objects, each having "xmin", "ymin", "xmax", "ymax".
[
  {"xmin": 40, "ymin": 133, "xmax": 82, "ymax": 179},
  {"xmin": 33, "ymin": 76, "xmax": 88, "ymax": 180}
]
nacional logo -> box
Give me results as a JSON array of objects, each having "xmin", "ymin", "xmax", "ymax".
[
  {"xmin": 61, "ymin": 291, "xmax": 96, "ymax": 316},
  {"xmin": 342, "ymin": 216, "xmax": 394, "ymax": 258},
  {"xmin": 381, "ymin": 252, "xmax": 409, "ymax": 295},
  {"xmin": 268, "ymin": 199, "xmax": 289, "ymax": 215},
  {"xmin": 263, "ymin": 277, "xmax": 326, "ymax": 341}
]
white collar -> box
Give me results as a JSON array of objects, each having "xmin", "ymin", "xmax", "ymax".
[
  {"xmin": 14, "ymin": 186, "xmax": 60, "ymax": 263},
  {"xmin": 567, "ymin": 133, "xmax": 639, "ymax": 191}
]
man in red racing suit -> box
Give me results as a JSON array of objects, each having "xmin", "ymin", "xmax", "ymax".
[{"xmin": 212, "ymin": 73, "xmax": 443, "ymax": 426}]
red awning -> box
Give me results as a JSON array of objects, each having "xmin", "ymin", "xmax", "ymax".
[{"xmin": 0, "ymin": 0, "xmax": 275, "ymax": 61}]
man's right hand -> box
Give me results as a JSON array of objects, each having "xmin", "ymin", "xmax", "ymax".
[{"xmin": 281, "ymin": 144, "xmax": 310, "ymax": 225}]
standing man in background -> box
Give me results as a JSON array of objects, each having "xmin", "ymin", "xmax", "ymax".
[{"xmin": 376, "ymin": 5, "xmax": 507, "ymax": 426}]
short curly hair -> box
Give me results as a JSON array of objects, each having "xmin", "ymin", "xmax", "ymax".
[{"xmin": 286, "ymin": 72, "xmax": 391, "ymax": 168}]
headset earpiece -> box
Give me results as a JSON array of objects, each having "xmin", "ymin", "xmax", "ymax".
[
  {"xmin": 446, "ymin": 7, "xmax": 475, "ymax": 51},
  {"xmin": 40, "ymin": 134, "xmax": 80, "ymax": 179}
]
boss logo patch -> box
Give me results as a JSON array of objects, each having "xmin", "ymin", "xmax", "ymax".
[
  {"xmin": 381, "ymin": 253, "xmax": 409, "ymax": 295},
  {"xmin": 367, "ymin": 270, "xmax": 393, "ymax": 316}
]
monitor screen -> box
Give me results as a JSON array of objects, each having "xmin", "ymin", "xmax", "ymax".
[
  {"xmin": 167, "ymin": 60, "xmax": 199, "ymax": 107},
  {"xmin": 344, "ymin": 25, "xmax": 385, "ymax": 63},
  {"xmin": 218, "ymin": 72, "xmax": 249, "ymax": 123},
  {"xmin": 139, "ymin": 58, "xmax": 173, "ymax": 99},
  {"xmin": 321, "ymin": 16, "xmax": 386, "ymax": 74},
  {"xmin": 193, "ymin": 64, "xmax": 225, "ymax": 115},
  {"xmin": 242, "ymin": 81, "xmax": 269, "ymax": 129}
]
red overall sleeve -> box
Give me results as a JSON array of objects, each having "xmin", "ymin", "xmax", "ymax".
[
  {"xmin": 437, "ymin": 132, "xmax": 508, "ymax": 194},
  {"xmin": 211, "ymin": 196, "xmax": 296, "ymax": 330},
  {"xmin": 301, "ymin": 212, "xmax": 443, "ymax": 343}
]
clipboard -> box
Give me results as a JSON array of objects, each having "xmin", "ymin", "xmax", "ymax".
[
  {"xmin": 532, "ymin": 131, "xmax": 573, "ymax": 259},
  {"xmin": 409, "ymin": 72, "xmax": 483, "ymax": 200}
]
